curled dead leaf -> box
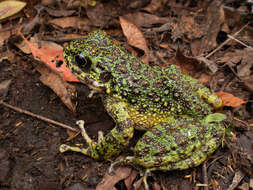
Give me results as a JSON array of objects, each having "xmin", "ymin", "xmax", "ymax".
[
  {"xmin": 96, "ymin": 167, "xmax": 132, "ymax": 190},
  {"xmin": 216, "ymin": 91, "xmax": 247, "ymax": 108},
  {"xmin": 119, "ymin": 16, "xmax": 150, "ymax": 64},
  {"xmin": 38, "ymin": 66, "xmax": 76, "ymax": 113}
]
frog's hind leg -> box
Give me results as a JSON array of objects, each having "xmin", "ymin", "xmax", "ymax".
[{"xmin": 132, "ymin": 115, "xmax": 225, "ymax": 171}]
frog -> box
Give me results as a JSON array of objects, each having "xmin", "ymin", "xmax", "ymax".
[{"xmin": 59, "ymin": 30, "xmax": 226, "ymax": 187}]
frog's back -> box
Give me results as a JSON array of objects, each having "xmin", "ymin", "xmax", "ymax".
[{"xmin": 65, "ymin": 31, "xmax": 211, "ymax": 126}]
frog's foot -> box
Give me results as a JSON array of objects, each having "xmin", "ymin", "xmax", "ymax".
[
  {"xmin": 108, "ymin": 156, "xmax": 152, "ymax": 190},
  {"xmin": 108, "ymin": 156, "xmax": 134, "ymax": 175},
  {"xmin": 143, "ymin": 169, "xmax": 152, "ymax": 190},
  {"xmin": 59, "ymin": 120, "xmax": 99, "ymax": 158}
]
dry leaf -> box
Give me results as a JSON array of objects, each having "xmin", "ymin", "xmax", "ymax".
[
  {"xmin": 124, "ymin": 170, "xmax": 137, "ymax": 190},
  {"xmin": 0, "ymin": 79, "xmax": 12, "ymax": 99},
  {"xmin": 123, "ymin": 12, "xmax": 170, "ymax": 28},
  {"xmin": 218, "ymin": 48, "xmax": 253, "ymax": 78},
  {"xmin": 142, "ymin": 0, "xmax": 163, "ymax": 13},
  {"xmin": 133, "ymin": 177, "xmax": 143, "ymax": 190},
  {"xmin": 153, "ymin": 182, "xmax": 161, "ymax": 190},
  {"xmin": 216, "ymin": 91, "xmax": 247, "ymax": 107},
  {"xmin": 237, "ymin": 48, "xmax": 253, "ymax": 78},
  {"xmin": 37, "ymin": 65, "xmax": 76, "ymax": 112},
  {"xmin": 172, "ymin": 50, "xmax": 200, "ymax": 75},
  {"xmin": 0, "ymin": 30, "xmax": 10, "ymax": 47},
  {"xmin": 14, "ymin": 40, "xmax": 31, "ymax": 54},
  {"xmin": 45, "ymin": 7, "xmax": 75, "ymax": 17},
  {"xmin": 242, "ymin": 75, "xmax": 253, "ymax": 92},
  {"xmin": 96, "ymin": 167, "xmax": 132, "ymax": 190},
  {"xmin": 49, "ymin": 16, "xmax": 92, "ymax": 30},
  {"xmin": 85, "ymin": 2, "xmax": 110, "ymax": 27},
  {"xmin": 198, "ymin": 73, "xmax": 212, "ymax": 84},
  {"xmin": 20, "ymin": 33, "xmax": 78, "ymax": 82},
  {"xmin": 218, "ymin": 49, "xmax": 243, "ymax": 67},
  {"xmin": 0, "ymin": 0, "xmax": 26, "ymax": 20},
  {"xmin": 18, "ymin": 33, "xmax": 78, "ymax": 111},
  {"xmin": 119, "ymin": 16, "xmax": 149, "ymax": 64}
]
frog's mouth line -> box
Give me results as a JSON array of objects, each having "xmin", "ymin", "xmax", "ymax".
[{"xmin": 82, "ymin": 75, "xmax": 107, "ymax": 93}]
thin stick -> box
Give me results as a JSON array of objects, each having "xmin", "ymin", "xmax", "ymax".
[
  {"xmin": 202, "ymin": 161, "xmax": 209, "ymax": 190},
  {"xmin": 0, "ymin": 100, "xmax": 79, "ymax": 132},
  {"xmin": 205, "ymin": 23, "xmax": 249, "ymax": 59},
  {"xmin": 227, "ymin": 34, "xmax": 252, "ymax": 49}
]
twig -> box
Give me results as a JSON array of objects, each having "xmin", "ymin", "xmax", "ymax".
[
  {"xmin": 0, "ymin": 100, "xmax": 79, "ymax": 132},
  {"xmin": 202, "ymin": 161, "xmax": 209, "ymax": 190},
  {"xmin": 205, "ymin": 23, "xmax": 249, "ymax": 59},
  {"xmin": 227, "ymin": 34, "xmax": 253, "ymax": 49}
]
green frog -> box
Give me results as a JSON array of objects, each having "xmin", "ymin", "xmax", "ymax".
[{"xmin": 60, "ymin": 30, "xmax": 226, "ymax": 179}]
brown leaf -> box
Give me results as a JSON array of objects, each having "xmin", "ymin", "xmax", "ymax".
[
  {"xmin": 45, "ymin": 7, "xmax": 75, "ymax": 17},
  {"xmin": 123, "ymin": 12, "xmax": 170, "ymax": 28},
  {"xmin": 218, "ymin": 48, "xmax": 253, "ymax": 78},
  {"xmin": 153, "ymin": 182, "xmax": 161, "ymax": 190},
  {"xmin": 0, "ymin": 24, "xmax": 21, "ymax": 46},
  {"xmin": 14, "ymin": 40, "xmax": 31, "ymax": 54},
  {"xmin": 202, "ymin": 2, "xmax": 225, "ymax": 51},
  {"xmin": 49, "ymin": 16, "xmax": 92, "ymax": 30},
  {"xmin": 237, "ymin": 48, "xmax": 253, "ymax": 78},
  {"xmin": 142, "ymin": 0, "xmax": 163, "ymax": 13},
  {"xmin": 133, "ymin": 177, "xmax": 143, "ymax": 190},
  {"xmin": 216, "ymin": 91, "xmax": 247, "ymax": 107},
  {"xmin": 0, "ymin": 30, "xmax": 10, "ymax": 47},
  {"xmin": 171, "ymin": 50, "xmax": 200, "ymax": 75},
  {"xmin": 124, "ymin": 170, "xmax": 137, "ymax": 190},
  {"xmin": 218, "ymin": 50, "xmax": 243, "ymax": 67},
  {"xmin": 96, "ymin": 167, "xmax": 132, "ymax": 190},
  {"xmin": 38, "ymin": 65, "xmax": 76, "ymax": 112},
  {"xmin": 0, "ymin": 0, "xmax": 26, "ymax": 20},
  {"xmin": 85, "ymin": 2, "xmax": 110, "ymax": 27},
  {"xmin": 242, "ymin": 75, "xmax": 253, "ymax": 92},
  {"xmin": 119, "ymin": 16, "xmax": 149, "ymax": 63},
  {"xmin": 198, "ymin": 73, "xmax": 212, "ymax": 84}
]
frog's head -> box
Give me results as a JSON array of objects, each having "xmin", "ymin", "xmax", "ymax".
[{"xmin": 63, "ymin": 30, "xmax": 116, "ymax": 94}]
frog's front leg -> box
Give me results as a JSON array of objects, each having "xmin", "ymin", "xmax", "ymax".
[
  {"xmin": 185, "ymin": 75, "xmax": 222, "ymax": 109},
  {"xmin": 60, "ymin": 96, "xmax": 134, "ymax": 160}
]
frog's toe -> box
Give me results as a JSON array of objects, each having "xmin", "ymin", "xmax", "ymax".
[
  {"xmin": 98, "ymin": 131, "xmax": 104, "ymax": 143},
  {"xmin": 143, "ymin": 169, "xmax": 152, "ymax": 190},
  {"xmin": 59, "ymin": 144, "xmax": 70, "ymax": 153}
]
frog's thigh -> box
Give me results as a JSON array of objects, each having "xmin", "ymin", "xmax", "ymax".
[{"xmin": 133, "ymin": 118, "xmax": 224, "ymax": 170}]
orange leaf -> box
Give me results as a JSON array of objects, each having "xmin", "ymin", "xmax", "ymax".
[
  {"xmin": 19, "ymin": 32, "xmax": 79, "ymax": 82},
  {"xmin": 216, "ymin": 91, "xmax": 247, "ymax": 107}
]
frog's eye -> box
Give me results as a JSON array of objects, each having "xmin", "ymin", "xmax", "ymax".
[
  {"xmin": 100, "ymin": 71, "xmax": 112, "ymax": 82},
  {"xmin": 74, "ymin": 54, "xmax": 92, "ymax": 72}
]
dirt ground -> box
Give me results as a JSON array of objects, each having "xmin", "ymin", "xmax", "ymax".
[{"xmin": 0, "ymin": 0, "xmax": 253, "ymax": 190}]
